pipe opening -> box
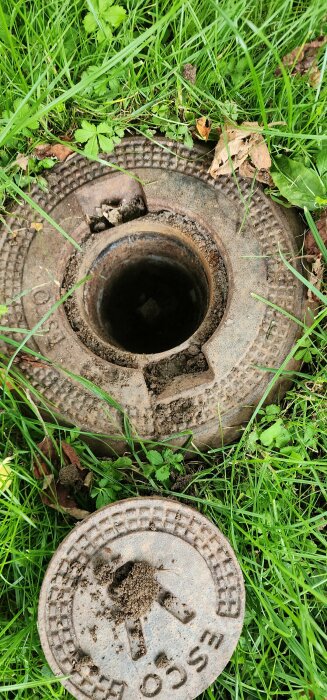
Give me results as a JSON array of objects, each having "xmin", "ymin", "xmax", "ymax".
[{"xmin": 98, "ymin": 252, "xmax": 209, "ymax": 354}]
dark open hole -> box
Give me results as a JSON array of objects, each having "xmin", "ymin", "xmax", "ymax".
[
  {"xmin": 110, "ymin": 560, "xmax": 135, "ymax": 591},
  {"xmin": 99, "ymin": 254, "xmax": 209, "ymax": 354}
]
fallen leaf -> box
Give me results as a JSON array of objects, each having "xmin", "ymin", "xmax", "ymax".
[
  {"xmin": 307, "ymin": 254, "xmax": 323, "ymax": 304},
  {"xmin": 0, "ymin": 369, "xmax": 15, "ymax": 392},
  {"xmin": 15, "ymin": 154, "xmax": 29, "ymax": 170},
  {"xmin": 308, "ymin": 64, "xmax": 321, "ymax": 88},
  {"xmin": 33, "ymin": 437, "xmax": 92, "ymax": 519},
  {"xmin": 239, "ymin": 160, "xmax": 274, "ymax": 186},
  {"xmin": 304, "ymin": 209, "xmax": 327, "ymax": 257},
  {"xmin": 84, "ymin": 472, "xmax": 93, "ymax": 488},
  {"xmin": 0, "ymin": 457, "xmax": 14, "ymax": 491},
  {"xmin": 33, "ymin": 143, "xmax": 74, "ymax": 161},
  {"xmin": 250, "ymin": 141, "xmax": 271, "ymax": 170},
  {"xmin": 276, "ymin": 35, "xmax": 327, "ymax": 87},
  {"xmin": 43, "ymin": 484, "xmax": 90, "ymax": 520},
  {"xmin": 209, "ymin": 121, "xmax": 271, "ymax": 182},
  {"xmin": 196, "ymin": 116, "xmax": 212, "ymax": 141},
  {"xmin": 15, "ymin": 353, "xmax": 49, "ymax": 369},
  {"xmin": 42, "ymin": 473, "xmax": 55, "ymax": 490},
  {"xmin": 33, "ymin": 436, "xmax": 55, "ymax": 479},
  {"xmin": 182, "ymin": 63, "xmax": 197, "ymax": 84},
  {"xmin": 31, "ymin": 222, "xmax": 43, "ymax": 231},
  {"xmin": 61, "ymin": 441, "xmax": 83, "ymax": 468},
  {"xmin": 60, "ymin": 132, "xmax": 75, "ymax": 142}
]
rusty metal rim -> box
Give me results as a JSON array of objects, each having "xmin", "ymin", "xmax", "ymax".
[
  {"xmin": 0, "ymin": 137, "xmax": 305, "ymax": 448},
  {"xmin": 64, "ymin": 212, "xmax": 228, "ymax": 365},
  {"xmin": 84, "ymin": 233, "xmax": 210, "ymax": 354}
]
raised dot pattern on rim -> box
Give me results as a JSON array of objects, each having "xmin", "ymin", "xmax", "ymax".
[
  {"xmin": 38, "ymin": 498, "xmax": 245, "ymax": 700},
  {"xmin": 0, "ymin": 139, "xmax": 302, "ymax": 437}
]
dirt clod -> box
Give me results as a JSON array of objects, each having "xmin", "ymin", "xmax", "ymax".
[
  {"xmin": 72, "ymin": 650, "xmax": 98, "ymax": 674},
  {"xmin": 89, "ymin": 624, "xmax": 98, "ymax": 642},
  {"xmin": 155, "ymin": 652, "xmax": 170, "ymax": 668},
  {"xmin": 110, "ymin": 561, "xmax": 159, "ymax": 621},
  {"xmin": 182, "ymin": 63, "xmax": 197, "ymax": 84},
  {"xmin": 93, "ymin": 558, "xmax": 115, "ymax": 585},
  {"xmin": 58, "ymin": 464, "xmax": 81, "ymax": 486}
]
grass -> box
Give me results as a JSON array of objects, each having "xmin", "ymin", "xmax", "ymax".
[
  {"xmin": 0, "ymin": 0, "xmax": 327, "ymax": 698},
  {"xmin": 0, "ymin": 345, "xmax": 326, "ymax": 699}
]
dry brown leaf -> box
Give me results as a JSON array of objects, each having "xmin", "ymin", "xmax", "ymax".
[
  {"xmin": 316, "ymin": 210, "xmax": 327, "ymax": 236},
  {"xmin": 182, "ymin": 63, "xmax": 197, "ymax": 84},
  {"xmin": 84, "ymin": 472, "xmax": 93, "ymax": 488},
  {"xmin": 209, "ymin": 121, "xmax": 271, "ymax": 182},
  {"xmin": 15, "ymin": 154, "xmax": 29, "ymax": 170},
  {"xmin": 61, "ymin": 441, "xmax": 83, "ymax": 468},
  {"xmin": 250, "ymin": 141, "xmax": 271, "ymax": 170},
  {"xmin": 304, "ymin": 209, "xmax": 327, "ymax": 257},
  {"xmin": 307, "ymin": 254, "xmax": 323, "ymax": 304},
  {"xmin": 276, "ymin": 35, "xmax": 327, "ymax": 87},
  {"xmin": 239, "ymin": 160, "xmax": 274, "ymax": 186},
  {"xmin": 0, "ymin": 368, "xmax": 15, "ymax": 392},
  {"xmin": 196, "ymin": 116, "xmax": 212, "ymax": 141},
  {"xmin": 308, "ymin": 64, "xmax": 321, "ymax": 87},
  {"xmin": 33, "ymin": 436, "xmax": 91, "ymax": 519},
  {"xmin": 33, "ymin": 143, "xmax": 74, "ymax": 161},
  {"xmin": 31, "ymin": 222, "xmax": 43, "ymax": 232},
  {"xmin": 15, "ymin": 353, "xmax": 49, "ymax": 369}
]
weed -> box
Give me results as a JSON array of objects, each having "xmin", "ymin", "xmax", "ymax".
[
  {"xmin": 74, "ymin": 120, "xmax": 124, "ymax": 157},
  {"xmin": 271, "ymin": 149, "xmax": 327, "ymax": 209},
  {"xmin": 143, "ymin": 448, "xmax": 185, "ymax": 483},
  {"xmin": 83, "ymin": 0, "xmax": 127, "ymax": 43},
  {"xmin": 90, "ymin": 456, "xmax": 132, "ymax": 507}
]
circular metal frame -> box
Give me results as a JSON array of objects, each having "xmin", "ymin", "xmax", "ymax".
[{"xmin": 0, "ymin": 137, "xmax": 305, "ymax": 449}]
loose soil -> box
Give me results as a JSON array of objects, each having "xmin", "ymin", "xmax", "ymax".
[{"xmin": 110, "ymin": 561, "xmax": 160, "ymax": 622}]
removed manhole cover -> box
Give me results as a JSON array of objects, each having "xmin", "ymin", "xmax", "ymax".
[
  {"xmin": 38, "ymin": 497, "xmax": 245, "ymax": 700},
  {"xmin": 0, "ymin": 138, "xmax": 306, "ymax": 449}
]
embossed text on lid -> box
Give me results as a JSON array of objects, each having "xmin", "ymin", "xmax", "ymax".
[{"xmin": 38, "ymin": 497, "xmax": 245, "ymax": 700}]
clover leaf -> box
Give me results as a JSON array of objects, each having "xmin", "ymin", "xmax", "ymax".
[
  {"xmin": 74, "ymin": 120, "xmax": 124, "ymax": 157},
  {"xmin": 83, "ymin": 0, "xmax": 126, "ymax": 43}
]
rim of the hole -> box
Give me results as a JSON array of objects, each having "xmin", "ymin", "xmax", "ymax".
[
  {"xmin": 85, "ymin": 237, "xmax": 211, "ymax": 355},
  {"xmin": 63, "ymin": 215, "xmax": 230, "ymax": 366}
]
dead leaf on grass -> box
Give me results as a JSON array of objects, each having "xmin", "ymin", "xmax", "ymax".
[
  {"xmin": 0, "ymin": 369, "xmax": 15, "ymax": 392},
  {"xmin": 15, "ymin": 352, "xmax": 50, "ymax": 369},
  {"xmin": 182, "ymin": 63, "xmax": 197, "ymax": 84},
  {"xmin": 276, "ymin": 35, "xmax": 327, "ymax": 87},
  {"xmin": 0, "ymin": 457, "xmax": 14, "ymax": 492},
  {"xmin": 196, "ymin": 116, "xmax": 212, "ymax": 141},
  {"xmin": 31, "ymin": 222, "xmax": 43, "ymax": 232},
  {"xmin": 307, "ymin": 254, "xmax": 324, "ymax": 304},
  {"xmin": 15, "ymin": 154, "xmax": 29, "ymax": 170},
  {"xmin": 239, "ymin": 159, "xmax": 274, "ymax": 186},
  {"xmin": 33, "ymin": 143, "xmax": 74, "ymax": 161},
  {"xmin": 209, "ymin": 121, "xmax": 272, "ymax": 184},
  {"xmin": 33, "ymin": 436, "xmax": 92, "ymax": 519},
  {"xmin": 304, "ymin": 209, "xmax": 327, "ymax": 257}
]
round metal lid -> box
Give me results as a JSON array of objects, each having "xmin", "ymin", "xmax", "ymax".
[{"xmin": 38, "ymin": 497, "xmax": 245, "ymax": 700}]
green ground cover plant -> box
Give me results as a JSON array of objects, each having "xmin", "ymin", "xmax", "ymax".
[{"xmin": 0, "ymin": 0, "xmax": 326, "ymax": 698}]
